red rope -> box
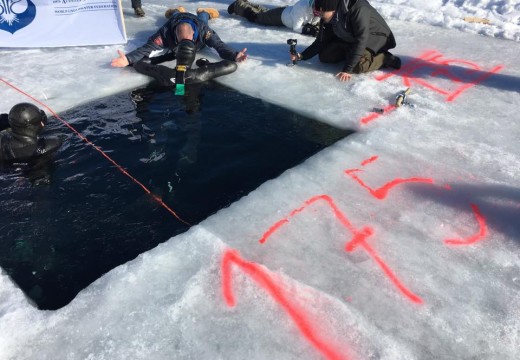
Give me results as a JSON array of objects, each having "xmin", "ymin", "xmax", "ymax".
[{"xmin": 1, "ymin": 77, "xmax": 191, "ymax": 226}]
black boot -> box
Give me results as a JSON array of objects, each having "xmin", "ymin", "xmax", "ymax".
[
  {"xmin": 228, "ymin": 0, "xmax": 263, "ymax": 22},
  {"xmin": 383, "ymin": 52, "xmax": 401, "ymax": 70},
  {"xmin": 227, "ymin": 1, "xmax": 236, "ymax": 14},
  {"xmin": 134, "ymin": 7, "xmax": 145, "ymax": 17},
  {"xmin": 243, "ymin": 7, "xmax": 259, "ymax": 22}
]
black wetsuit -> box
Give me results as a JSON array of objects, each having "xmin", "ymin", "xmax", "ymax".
[
  {"xmin": 133, "ymin": 56, "xmax": 238, "ymax": 87},
  {"xmin": 0, "ymin": 113, "xmax": 62, "ymax": 164}
]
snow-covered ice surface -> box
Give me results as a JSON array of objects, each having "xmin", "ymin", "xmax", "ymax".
[{"xmin": 1, "ymin": 0, "xmax": 519, "ymax": 359}]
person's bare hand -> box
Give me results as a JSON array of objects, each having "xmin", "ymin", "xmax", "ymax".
[
  {"xmin": 290, "ymin": 52, "xmax": 301, "ymax": 63},
  {"xmin": 235, "ymin": 48, "xmax": 248, "ymax": 62},
  {"xmin": 111, "ymin": 50, "xmax": 129, "ymax": 67},
  {"xmin": 335, "ymin": 72, "xmax": 352, "ymax": 81}
]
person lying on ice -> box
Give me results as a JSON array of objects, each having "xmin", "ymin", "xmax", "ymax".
[
  {"xmin": 289, "ymin": 0, "xmax": 401, "ymax": 82},
  {"xmin": 111, "ymin": 7, "xmax": 248, "ymax": 88},
  {"xmin": 0, "ymin": 103, "xmax": 62, "ymax": 164},
  {"xmin": 227, "ymin": 0, "xmax": 320, "ymax": 35}
]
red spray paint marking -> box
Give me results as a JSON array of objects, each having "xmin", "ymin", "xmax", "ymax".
[
  {"xmin": 360, "ymin": 51, "xmax": 443, "ymax": 126},
  {"xmin": 444, "ymin": 204, "xmax": 488, "ymax": 245},
  {"xmin": 345, "ymin": 156, "xmax": 434, "ymax": 200},
  {"xmin": 377, "ymin": 50, "xmax": 504, "ymax": 102},
  {"xmin": 221, "ymin": 249, "xmax": 351, "ymax": 360},
  {"xmin": 345, "ymin": 169, "xmax": 434, "ymax": 200},
  {"xmin": 260, "ymin": 195, "xmax": 365, "ymax": 244},
  {"xmin": 362, "ymin": 51, "xmax": 504, "ymax": 126},
  {"xmin": 444, "ymin": 65, "xmax": 503, "ymax": 101},
  {"xmin": 376, "ymin": 50, "xmax": 440, "ymax": 83},
  {"xmin": 259, "ymin": 194, "xmax": 423, "ymax": 304},
  {"xmin": 360, "ymin": 51, "xmax": 441, "ymax": 126},
  {"xmin": 0, "ymin": 78, "xmax": 191, "ymax": 226},
  {"xmin": 360, "ymin": 156, "xmax": 378, "ymax": 166},
  {"xmin": 345, "ymin": 232, "xmax": 423, "ymax": 304}
]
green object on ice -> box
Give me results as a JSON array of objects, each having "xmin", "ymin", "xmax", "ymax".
[{"xmin": 175, "ymin": 84, "xmax": 185, "ymax": 96}]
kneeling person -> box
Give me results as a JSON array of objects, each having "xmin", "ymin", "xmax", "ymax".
[{"xmin": 291, "ymin": 0, "xmax": 401, "ymax": 81}]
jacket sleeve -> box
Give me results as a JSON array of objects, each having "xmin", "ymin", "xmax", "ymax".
[
  {"xmin": 300, "ymin": 21, "xmax": 331, "ymax": 60},
  {"xmin": 300, "ymin": 39, "xmax": 320, "ymax": 60},
  {"xmin": 125, "ymin": 30, "xmax": 166, "ymax": 65},
  {"xmin": 342, "ymin": 6, "xmax": 370, "ymax": 73},
  {"xmin": 204, "ymin": 30, "xmax": 238, "ymax": 62}
]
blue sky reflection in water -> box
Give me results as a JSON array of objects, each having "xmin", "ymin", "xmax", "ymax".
[{"xmin": 0, "ymin": 82, "xmax": 351, "ymax": 310}]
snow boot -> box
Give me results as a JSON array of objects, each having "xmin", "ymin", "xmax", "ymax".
[
  {"xmin": 165, "ymin": 6, "xmax": 185, "ymax": 19},
  {"xmin": 197, "ymin": 8, "xmax": 220, "ymax": 19},
  {"xmin": 227, "ymin": 0, "xmax": 264, "ymax": 22},
  {"xmin": 134, "ymin": 7, "xmax": 145, "ymax": 17},
  {"xmin": 383, "ymin": 52, "xmax": 401, "ymax": 70}
]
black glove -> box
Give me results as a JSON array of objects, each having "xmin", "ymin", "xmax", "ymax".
[{"xmin": 301, "ymin": 23, "xmax": 319, "ymax": 37}]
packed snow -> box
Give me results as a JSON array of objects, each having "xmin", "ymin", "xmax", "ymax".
[{"xmin": 1, "ymin": 0, "xmax": 519, "ymax": 359}]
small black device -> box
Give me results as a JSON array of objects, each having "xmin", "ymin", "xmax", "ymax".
[{"xmin": 287, "ymin": 39, "xmax": 298, "ymax": 65}]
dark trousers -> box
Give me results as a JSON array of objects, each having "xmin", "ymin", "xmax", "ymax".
[
  {"xmin": 255, "ymin": 7, "xmax": 285, "ymax": 27},
  {"xmin": 131, "ymin": 0, "xmax": 141, "ymax": 9},
  {"xmin": 319, "ymin": 42, "xmax": 385, "ymax": 73}
]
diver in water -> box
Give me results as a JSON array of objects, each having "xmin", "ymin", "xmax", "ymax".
[{"xmin": 0, "ymin": 103, "xmax": 62, "ymax": 165}]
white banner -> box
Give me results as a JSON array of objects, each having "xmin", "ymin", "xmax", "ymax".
[{"xmin": 0, "ymin": 0, "xmax": 127, "ymax": 47}]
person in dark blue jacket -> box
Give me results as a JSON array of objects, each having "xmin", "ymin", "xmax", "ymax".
[{"xmin": 111, "ymin": 8, "xmax": 247, "ymax": 87}]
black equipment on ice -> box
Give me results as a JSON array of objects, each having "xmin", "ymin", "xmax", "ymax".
[{"xmin": 287, "ymin": 38, "xmax": 298, "ymax": 66}]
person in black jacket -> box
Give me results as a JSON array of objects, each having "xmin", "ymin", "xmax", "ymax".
[
  {"xmin": 111, "ymin": 8, "xmax": 247, "ymax": 87},
  {"xmin": 290, "ymin": 0, "xmax": 401, "ymax": 81},
  {"xmin": 0, "ymin": 103, "xmax": 62, "ymax": 164}
]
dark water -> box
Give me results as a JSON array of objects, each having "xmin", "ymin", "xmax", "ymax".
[{"xmin": 0, "ymin": 82, "xmax": 351, "ymax": 310}]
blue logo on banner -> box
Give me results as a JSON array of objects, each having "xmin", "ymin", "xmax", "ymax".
[{"xmin": 0, "ymin": 0, "xmax": 37, "ymax": 34}]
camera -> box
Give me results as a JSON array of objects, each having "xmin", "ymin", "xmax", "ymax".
[{"xmin": 287, "ymin": 39, "xmax": 298, "ymax": 65}]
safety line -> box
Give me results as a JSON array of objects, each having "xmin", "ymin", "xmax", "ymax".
[{"xmin": 1, "ymin": 77, "xmax": 191, "ymax": 226}]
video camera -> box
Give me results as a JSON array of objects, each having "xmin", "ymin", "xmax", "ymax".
[{"xmin": 287, "ymin": 39, "xmax": 298, "ymax": 65}]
